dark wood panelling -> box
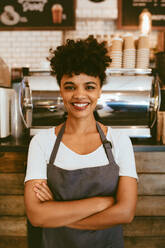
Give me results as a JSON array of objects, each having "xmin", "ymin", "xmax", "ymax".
[
  {"xmin": 135, "ymin": 152, "xmax": 165, "ymax": 173},
  {"xmin": 124, "ymin": 237, "xmax": 165, "ymax": 248},
  {"xmin": 0, "ymin": 217, "xmax": 27, "ymax": 236},
  {"xmin": 136, "ymin": 196, "xmax": 165, "ymax": 216},
  {"xmin": 0, "ymin": 236, "xmax": 28, "ymax": 248},
  {"xmin": 0, "ymin": 174, "xmax": 24, "ymax": 195},
  {"xmin": 0, "ymin": 195, "xmax": 25, "ymax": 216},
  {"xmin": 2, "ymin": 195, "xmax": 164, "ymax": 217},
  {"xmin": 138, "ymin": 174, "xmax": 165, "ymax": 195},
  {"xmin": 0, "ymin": 149, "xmax": 165, "ymax": 248},
  {"xmin": 0, "ymin": 152, "xmax": 27, "ymax": 173},
  {"xmin": 123, "ymin": 217, "xmax": 165, "ymax": 237},
  {"xmin": 1, "ymin": 216, "xmax": 165, "ymax": 237}
]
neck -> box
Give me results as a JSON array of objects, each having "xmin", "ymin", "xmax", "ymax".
[{"xmin": 65, "ymin": 115, "xmax": 97, "ymax": 135}]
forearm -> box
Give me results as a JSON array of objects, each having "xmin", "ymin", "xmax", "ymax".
[
  {"xmin": 67, "ymin": 202, "xmax": 134, "ymax": 230},
  {"xmin": 67, "ymin": 177, "xmax": 138, "ymax": 230},
  {"xmin": 25, "ymin": 195, "xmax": 112, "ymax": 228},
  {"xmin": 29, "ymin": 198, "xmax": 100, "ymax": 227}
]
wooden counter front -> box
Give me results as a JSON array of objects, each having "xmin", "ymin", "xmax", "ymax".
[
  {"xmin": 0, "ymin": 149, "xmax": 165, "ymax": 248},
  {"xmin": 0, "ymin": 151, "xmax": 28, "ymax": 248}
]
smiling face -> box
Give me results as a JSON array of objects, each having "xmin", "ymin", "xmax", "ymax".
[{"xmin": 60, "ymin": 73, "xmax": 101, "ymax": 120}]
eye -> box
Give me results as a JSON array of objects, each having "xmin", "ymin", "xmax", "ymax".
[
  {"xmin": 86, "ymin": 85, "xmax": 96, "ymax": 90},
  {"xmin": 64, "ymin": 86, "xmax": 75, "ymax": 90}
]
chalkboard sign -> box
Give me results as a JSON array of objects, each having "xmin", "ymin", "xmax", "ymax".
[
  {"xmin": 118, "ymin": 0, "xmax": 165, "ymax": 30},
  {"xmin": 0, "ymin": 0, "xmax": 76, "ymax": 30}
]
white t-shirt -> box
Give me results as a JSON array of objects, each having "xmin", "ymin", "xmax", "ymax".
[{"xmin": 24, "ymin": 126, "xmax": 138, "ymax": 182}]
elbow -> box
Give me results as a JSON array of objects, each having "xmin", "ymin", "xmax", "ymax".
[
  {"xmin": 125, "ymin": 214, "xmax": 135, "ymax": 224},
  {"xmin": 26, "ymin": 210, "xmax": 60, "ymax": 228},
  {"xmin": 30, "ymin": 219, "xmax": 42, "ymax": 227},
  {"xmin": 26, "ymin": 210, "xmax": 45, "ymax": 227},
  {"xmin": 123, "ymin": 210, "xmax": 135, "ymax": 224},
  {"xmin": 27, "ymin": 214, "xmax": 43, "ymax": 227}
]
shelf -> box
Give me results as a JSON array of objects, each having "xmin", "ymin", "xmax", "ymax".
[{"xmin": 106, "ymin": 68, "xmax": 152, "ymax": 75}]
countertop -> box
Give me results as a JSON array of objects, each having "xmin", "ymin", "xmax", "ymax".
[
  {"xmin": 0, "ymin": 136, "xmax": 165, "ymax": 152},
  {"xmin": 0, "ymin": 136, "xmax": 30, "ymax": 152}
]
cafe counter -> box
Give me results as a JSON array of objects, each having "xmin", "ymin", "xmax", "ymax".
[{"xmin": 0, "ymin": 137, "xmax": 165, "ymax": 248}]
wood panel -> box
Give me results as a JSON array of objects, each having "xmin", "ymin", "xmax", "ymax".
[
  {"xmin": 135, "ymin": 152, "xmax": 165, "ymax": 173},
  {"xmin": 136, "ymin": 196, "xmax": 165, "ymax": 216},
  {"xmin": 0, "ymin": 217, "xmax": 27, "ymax": 236},
  {"xmin": 1, "ymin": 216, "xmax": 165, "ymax": 237},
  {"xmin": 1, "ymin": 235, "xmax": 165, "ymax": 248},
  {"xmin": 0, "ymin": 236, "xmax": 28, "ymax": 248},
  {"xmin": 0, "ymin": 196, "xmax": 25, "ymax": 216},
  {"xmin": 1, "ymin": 151, "xmax": 164, "ymax": 174},
  {"xmin": 1, "ymin": 173, "xmax": 164, "ymax": 196},
  {"xmin": 124, "ymin": 237, "xmax": 165, "ymax": 248},
  {"xmin": 1, "ymin": 195, "xmax": 164, "ymax": 217},
  {"xmin": 123, "ymin": 217, "xmax": 165, "ymax": 237},
  {"xmin": 0, "ymin": 152, "xmax": 27, "ymax": 173},
  {"xmin": 0, "ymin": 174, "xmax": 24, "ymax": 195},
  {"xmin": 138, "ymin": 174, "xmax": 165, "ymax": 195}
]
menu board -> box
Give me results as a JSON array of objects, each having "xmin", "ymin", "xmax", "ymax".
[
  {"xmin": 118, "ymin": 0, "xmax": 165, "ymax": 30},
  {"xmin": 0, "ymin": 0, "xmax": 75, "ymax": 30}
]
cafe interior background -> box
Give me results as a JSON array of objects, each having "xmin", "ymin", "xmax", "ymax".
[
  {"xmin": 0, "ymin": 1, "xmax": 165, "ymax": 248},
  {"xmin": 0, "ymin": 0, "xmax": 160, "ymax": 69}
]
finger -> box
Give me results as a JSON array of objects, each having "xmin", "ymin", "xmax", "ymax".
[
  {"xmin": 36, "ymin": 192, "xmax": 46, "ymax": 202},
  {"xmin": 42, "ymin": 183, "xmax": 54, "ymax": 199},
  {"xmin": 33, "ymin": 186, "xmax": 50, "ymax": 201},
  {"xmin": 34, "ymin": 183, "xmax": 52, "ymax": 199},
  {"xmin": 35, "ymin": 183, "xmax": 53, "ymax": 200}
]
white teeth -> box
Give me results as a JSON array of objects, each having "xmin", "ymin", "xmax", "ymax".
[{"xmin": 73, "ymin": 103, "xmax": 88, "ymax": 107}]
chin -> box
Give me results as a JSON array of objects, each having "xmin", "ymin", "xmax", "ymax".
[{"xmin": 68, "ymin": 111, "xmax": 94, "ymax": 119}]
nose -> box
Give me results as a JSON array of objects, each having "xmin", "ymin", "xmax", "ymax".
[{"xmin": 73, "ymin": 87, "xmax": 86, "ymax": 99}]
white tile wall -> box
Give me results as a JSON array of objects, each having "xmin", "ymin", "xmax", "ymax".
[
  {"xmin": 0, "ymin": 31, "xmax": 62, "ymax": 69},
  {"xmin": 0, "ymin": 0, "xmax": 158, "ymax": 69}
]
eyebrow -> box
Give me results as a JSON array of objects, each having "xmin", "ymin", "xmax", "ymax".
[
  {"xmin": 63, "ymin": 82, "xmax": 74, "ymax": 86},
  {"xmin": 63, "ymin": 81, "xmax": 97, "ymax": 86}
]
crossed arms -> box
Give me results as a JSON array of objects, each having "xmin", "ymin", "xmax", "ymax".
[{"xmin": 24, "ymin": 176, "xmax": 137, "ymax": 230}]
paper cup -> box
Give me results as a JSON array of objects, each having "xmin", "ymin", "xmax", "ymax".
[
  {"xmin": 138, "ymin": 35, "xmax": 150, "ymax": 49},
  {"xmin": 123, "ymin": 34, "xmax": 135, "ymax": 50}
]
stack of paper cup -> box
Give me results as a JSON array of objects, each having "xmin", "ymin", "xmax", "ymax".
[
  {"xmin": 123, "ymin": 34, "xmax": 136, "ymax": 68},
  {"xmin": 136, "ymin": 34, "xmax": 150, "ymax": 69},
  {"xmin": 109, "ymin": 37, "xmax": 123, "ymax": 68}
]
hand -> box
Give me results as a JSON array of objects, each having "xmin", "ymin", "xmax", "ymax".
[{"xmin": 33, "ymin": 182, "xmax": 54, "ymax": 202}]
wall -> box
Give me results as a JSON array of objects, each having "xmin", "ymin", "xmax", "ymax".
[{"xmin": 0, "ymin": 0, "xmax": 158, "ymax": 69}]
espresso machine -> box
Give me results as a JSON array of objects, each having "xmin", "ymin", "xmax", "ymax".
[{"xmin": 19, "ymin": 68, "xmax": 160, "ymax": 138}]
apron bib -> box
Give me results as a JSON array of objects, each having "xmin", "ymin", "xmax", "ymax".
[{"xmin": 42, "ymin": 122, "xmax": 124, "ymax": 248}]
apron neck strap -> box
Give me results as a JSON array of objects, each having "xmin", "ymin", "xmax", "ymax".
[
  {"xmin": 49, "ymin": 122, "xmax": 66, "ymax": 164},
  {"xmin": 96, "ymin": 122, "xmax": 114, "ymax": 163}
]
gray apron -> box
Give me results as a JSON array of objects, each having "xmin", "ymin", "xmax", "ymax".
[{"xmin": 42, "ymin": 122, "xmax": 124, "ymax": 248}]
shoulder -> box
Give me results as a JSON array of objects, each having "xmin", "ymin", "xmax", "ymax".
[
  {"xmin": 106, "ymin": 126, "xmax": 133, "ymax": 151},
  {"xmin": 107, "ymin": 126, "xmax": 129, "ymax": 142},
  {"xmin": 106, "ymin": 127, "xmax": 137, "ymax": 179},
  {"xmin": 29, "ymin": 128, "xmax": 56, "ymax": 151}
]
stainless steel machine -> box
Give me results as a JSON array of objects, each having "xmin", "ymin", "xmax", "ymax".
[{"xmin": 19, "ymin": 68, "xmax": 160, "ymax": 138}]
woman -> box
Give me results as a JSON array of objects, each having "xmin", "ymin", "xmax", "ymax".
[{"xmin": 24, "ymin": 36, "xmax": 138, "ymax": 248}]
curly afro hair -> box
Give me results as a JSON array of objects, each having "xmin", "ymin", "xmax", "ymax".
[{"xmin": 49, "ymin": 35, "xmax": 111, "ymax": 87}]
